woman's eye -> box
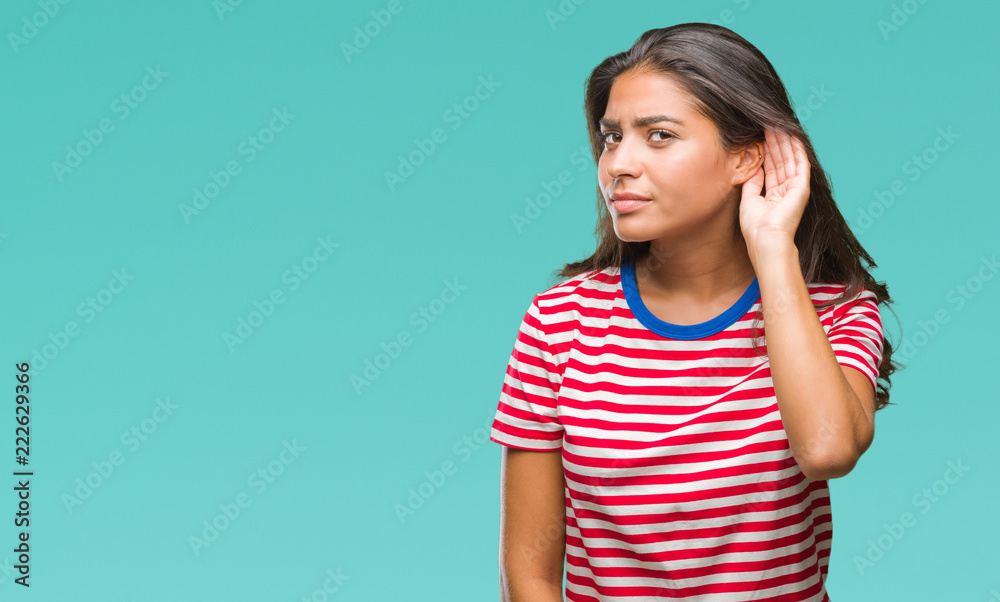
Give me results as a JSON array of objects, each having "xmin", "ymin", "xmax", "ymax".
[{"xmin": 601, "ymin": 130, "xmax": 673, "ymax": 145}]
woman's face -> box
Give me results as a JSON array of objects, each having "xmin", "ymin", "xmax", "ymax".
[{"xmin": 597, "ymin": 69, "xmax": 750, "ymax": 244}]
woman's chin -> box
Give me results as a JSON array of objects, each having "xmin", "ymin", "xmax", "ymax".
[{"xmin": 613, "ymin": 227, "xmax": 655, "ymax": 243}]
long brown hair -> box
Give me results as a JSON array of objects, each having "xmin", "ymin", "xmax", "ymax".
[{"xmin": 556, "ymin": 23, "xmax": 901, "ymax": 411}]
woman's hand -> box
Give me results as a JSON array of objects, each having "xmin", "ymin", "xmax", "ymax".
[{"xmin": 739, "ymin": 127, "xmax": 811, "ymax": 252}]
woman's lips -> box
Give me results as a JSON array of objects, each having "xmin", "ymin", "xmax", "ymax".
[{"xmin": 612, "ymin": 199, "xmax": 651, "ymax": 213}]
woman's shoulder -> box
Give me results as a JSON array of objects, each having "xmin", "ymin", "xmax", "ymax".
[
  {"xmin": 803, "ymin": 282, "xmax": 880, "ymax": 321},
  {"xmin": 805, "ymin": 281, "xmax": 877, "ymax": 301},
  {"xmin": 534, "ymin": 265, "xmax": 622, "ymax": 309}
]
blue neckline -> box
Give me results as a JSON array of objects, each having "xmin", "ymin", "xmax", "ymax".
[{"xmin": 621, "ymin": 260, "xmax": 761, "ymax": 340}]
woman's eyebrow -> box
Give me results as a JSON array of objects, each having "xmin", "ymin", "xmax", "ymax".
[{"xmin": 599, "ymin": 115, "xmax": 685, "ymax": 129}]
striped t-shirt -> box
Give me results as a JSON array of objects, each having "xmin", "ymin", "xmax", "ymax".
[{"xmin": 490, "ymin": 260, "xmax": 884, "ymax": 601}]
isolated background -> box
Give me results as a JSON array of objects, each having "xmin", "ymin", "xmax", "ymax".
[{"xmin": 1, "ymin": 0, "xmax": 997, "ymax": 600}]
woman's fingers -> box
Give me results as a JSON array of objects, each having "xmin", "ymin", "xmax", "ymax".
[
  {"xmin": 776, "ymin": 129, "xmax": 797, "ymax": 180},
  {"xmin": 762, "ymin": 129, "xmax": 780, "ymax": 191},
  {"xmin": 791, "ymin": 136, "xmax": 809, "ymax": 182}
]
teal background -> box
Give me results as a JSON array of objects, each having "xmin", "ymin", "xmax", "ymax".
[{"xmin": 1, "ymin": 0, "xmax": 997, "ymax": 600}]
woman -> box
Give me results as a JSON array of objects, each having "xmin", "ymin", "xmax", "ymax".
[{"xmin": 490, "ymin": 23, "xmax": 901, "ymax": 601}]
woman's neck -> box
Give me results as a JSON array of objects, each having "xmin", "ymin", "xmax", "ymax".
[{"xmin": 633, "ymin": 237, "xmax": 757, "ymax": 304}]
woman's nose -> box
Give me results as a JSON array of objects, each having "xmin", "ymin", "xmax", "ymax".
[{"xmin": 605, "ymin": 144, "xmax": 640, "ymax": 180}]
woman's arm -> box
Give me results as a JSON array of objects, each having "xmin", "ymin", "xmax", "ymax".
[
  {"xmin": 499, "ymin": 447, "xmax": 566, "ymax": 602},
  {"xmin": 751, "ymin": 239, "xmax": 877, "ymax": 480},
  {"xmin": 741, "ymin": 129, "xmax": 878, "ymax": 481}
]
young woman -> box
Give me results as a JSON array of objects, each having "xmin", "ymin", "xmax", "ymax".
[{"xmin": 490, "ymin": 23, "xmax": 901, "ymax": 602}]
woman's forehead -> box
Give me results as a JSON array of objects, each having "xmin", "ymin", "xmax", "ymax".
[{"xmin": 605, "ymin": 72, "xmax": 702, "ymax": 124}]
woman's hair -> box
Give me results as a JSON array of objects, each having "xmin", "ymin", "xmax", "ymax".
[{"xmin": 557, "ymin": 23, "xmax": 901, "ymax": 411}]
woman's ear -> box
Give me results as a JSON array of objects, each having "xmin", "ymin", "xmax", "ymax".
[{"xmin": 730, "ymin": 142, "xmax": 765, "ymax": 186}]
